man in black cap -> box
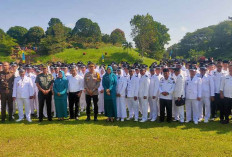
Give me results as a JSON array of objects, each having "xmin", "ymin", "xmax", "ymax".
[
  {"xmin": 159, "ymin": 68, "xmax": 175, "ymax": 123},
  {"xmin": 35, "ymin": 65, "xmax": 54, "ymax": 122},
  {"xmin": 185, "ymin": 65, "xmax": 202, "ymax": 125},
  {"xmin": 197, "ymin": 64, "xmax": 214, "ymax": 123},
  {"xmin": 0, "ymin": 62, "xmax": 15, "ymax": 122}
]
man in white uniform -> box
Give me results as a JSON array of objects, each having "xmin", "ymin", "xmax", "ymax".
[
  {"xmin": 220, "ymin": 64, "xmax": 232, "ymax": 124},
  {"xmin": 13, "ymin": 69, "xmax": 34, "ymax": 122},
  {"xmin": 185, "ymin": 65, "xmax": 202, "ymax": 124},
  {"xmin": 198, "ymin": 64, "xmax": 214, "ymax": 123},
  {"xmin": 148, "ymin": 67, "xmax": 159, "ymax": 122},
  {"xmin": 116, "ymin": 67, "xmax": 127, "ymax": 121},
  {"xmin": 126, "ymin": 67, "xmax": 139, "ymax": 121}
]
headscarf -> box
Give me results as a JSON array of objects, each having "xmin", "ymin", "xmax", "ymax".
[
  {"xmin": 56, "ymin": 70, "xmax": 67, "ymax": 81},
  {"xmin": 104, "ymin": 66, "xmax": 116, "ymax": 88}
]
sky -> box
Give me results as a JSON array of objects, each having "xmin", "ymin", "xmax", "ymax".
[{"xmin": 0, "ymin": 0, "xmax": 232, "ymax": 48}]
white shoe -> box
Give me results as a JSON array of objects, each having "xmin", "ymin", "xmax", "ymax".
[
  {"xmin": 127, "ymin": 117, "xmax": 132, "ymax": 121},
  {"xmin": 194, "ymin": 121, "xmax": 198, "ymax": 125},
  {"xmin": 121, "ymin": 119, "xmax": 124, "ymax": 122},
  {"xmin": 198, "ymin": 118, "xmax": 203, "ymax": 122},
  {"xmin": 140, "ymin": 119, "xmax": 147, "ymax": 123},
  {"xmin": 116, "ymin": 118, "xmax": 120, "ymax": 121},
  {"xmin": 16, "ymin": 119, "xmax": 23, "ymax": 122},
  {"xmin": 210, "ymin": 118, "xmax": 214, "ymax": 121},
  {"xmin": 150, "ymin": 118, "xmax": 156, "ymax": 122},
  {"xmin": 185, "ymin": 120, "xmax": 190, "ymax": 123},
  {"xmin": 27, "ymin": 119, "xmax": 32, "ymax": 123},
  {"xmin": 134, "ymin": 119, "xmax": 138, "ymax": 122},
  {"xmin": 139, "ymin": 117, "xmax": 142, "ymax": 120},
  {"xmin": 204, "ymin": 120, "xmax": 209, "ymax": 123}
]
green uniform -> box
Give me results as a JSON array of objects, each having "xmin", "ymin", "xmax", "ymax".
[{"xmin": 35, "ymin": 73, "xmax": 54, "ymax": 90}]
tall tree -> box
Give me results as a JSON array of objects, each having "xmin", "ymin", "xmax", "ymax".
[
  {"xmin": 7, "ymin": 26, "xmax": 28, "ymax": 45},
  {"xmin": 26, "ymin": 26, "xmax": 44, "ymax": 46},
  {"xmin": 130, "ymin": 13, "xmax": 170, "ymax": 59},
  {"xmin": 48, "ymin": 18, "xmax": 62, "ymax": 27},
  {"xmin": 110, "ymin": 28, "xmax": 126, "ymax": 45},
  {"xmin": 72, "ymin": 18, "xmax": 101, "ymax": 42}
]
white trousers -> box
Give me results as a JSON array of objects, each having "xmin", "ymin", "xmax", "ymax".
[
  {"xmin": 116, "ymin": 96, "xmax": 127, "ymax": 119},
  {"xmin": 17, "ymin": 98, "xmax": 31, "ymax": 120},
  {"xmin": 98, "ymin": 93, "xmax": 104, "ymax": 113},
  {"xmin": 174, "ymin": 97, "xmax": 185, "ymax": 122},
  {"xmin": 198, "ymin": 97, "xmax": 211, "ymax": 121},
  {"xmin": 30, "ymin": 99, "xmax": 36, "ymax": 114},
  {"xmin": 148, "ymin": 97, "xmax": 158, "ymax": 120},
  {"xmin": 127, "ymin": 97, "xmax": 139, "ymax": 119},
  {"xmin": 80, "ymin": 91, "xmax": 87, "ymax": 111},
  {"xmin": 139, "ymin": 97, "xmax": 149, "ymax": 121},
  {"xmin": 186, "ymin": 99, "xmax": 199, "ymax": 123}
]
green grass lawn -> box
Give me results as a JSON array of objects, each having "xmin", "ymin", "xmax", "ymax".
[
  {"xmin": 35, "ymin": 46, "xmax": 156, "ymax": 65},
  {"xmin": 1, "ymin": 113, "xmax": 232, "ymax": 157}
]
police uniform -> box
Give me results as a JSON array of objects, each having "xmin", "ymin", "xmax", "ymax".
[
  {"xmin": 35, "ymin": 71, "xmax": 54, "ymax": 122},
  {"xmin": 0, "ymin": 70, "xmax": 14, "ymax": 122},
  {"xmin": 84, "ymin": 68, "xmax": 101, "ymax": 121}
]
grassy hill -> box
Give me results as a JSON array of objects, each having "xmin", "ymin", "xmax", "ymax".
[{"xmin": 35, "ymin": 46, "xmax": 156, "ymax": 65}]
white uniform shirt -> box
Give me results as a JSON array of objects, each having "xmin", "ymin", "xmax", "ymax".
[
  {"xmin": 220, "ymin": 74, "xmax": 232, "ymax": 98},
  {"xmin": 173, "ymin": 73, "xmax": 185, "ymax": 98},
  {"xmin": 212, "ymin": 70, "xmax": 226, "ymax": 94},
  {"xmin": 185, "ymin": 75, "xmax": 202, "ymax": 99},
  {"xmin": 67, "ymin": 74, "xmax": 84, "ymax": 92},
  {"xmin": 138, "ymin": 74, "xmax": 150, "ymax": 98},
  {"xmin": 116, "ymin": 75, "xmax": 127, "ymax": 96},
  {"xmin": 12, "ymin": 76, "xmax": 34, "ymax": 99},
  {"xmin": 149, "ymin": 74, "xmax": 159, "ymax": 97},
  {"xmin": 126, "ymin": 75, "xmax": 139, "ymax": 98},
  {"xmin": 159, "ymin": 76, "xmax": 175, "ymax": 100},
  {"xmin": 198, "ymin": 74, "xmax": 214, "ymax": 98}
]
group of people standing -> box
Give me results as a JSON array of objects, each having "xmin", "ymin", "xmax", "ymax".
[{"xmin": 0, "ymin": 59, "xmax": 232, "ymax": 125}]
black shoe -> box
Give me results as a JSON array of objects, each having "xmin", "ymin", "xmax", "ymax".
[
  {"xmin": 159, "ymin": 120, "xmax": 164, "ymax": 123},
  {"xmin": 48, "ymin": 119, "xmax": 52, "ymax": 121},
  {"xmin": 222, "ymin": 120, "xmax": 229, "ymax": 124},
  {"xmin": 94, "ymin": 118, "xmax": 98, "ymax": 121},
  {"xmin": 220, "ymin": 120, "xmax": 224, "ymax": 124},
  {"xmin": 39, "ymin": 119, "xmax": 43, "ymax": 122},
  {"xmin": 85, "ymin": 117, "xmax": 90, "ymax": 121},
  {"xmin": 167, "ymin": 120, "xmax": 172, "ymax": 123}
]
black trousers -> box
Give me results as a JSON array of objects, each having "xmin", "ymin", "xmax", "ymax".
[
  {"xmin": 220, "ymin": 97, "xmax": 232, "ymax": 121},
  {"xmin": 160, "ymin": 98, "xmax": 172, "ymax": 122},
  {"xmin": 1, "ymin": 93, "xmax": 13, "ymax": 121},
  {"xmin": 85, "ymin": 95, "xmax": 98, "ymax": 118},
  {"xmin": 211, "ymin": 93, "xmax": 220, "ymax": 118},
  {"xmin": 68, "ymin": 92, "xmax": 80, "ymax": 119},
  {"xmin": 38, "ymin": 91, "xmax": 52, "ymax": 121}
]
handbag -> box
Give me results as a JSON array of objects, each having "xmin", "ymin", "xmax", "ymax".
[{"xmin": 175, "ymin": 95, "xmax": 185, "ymax": 106}]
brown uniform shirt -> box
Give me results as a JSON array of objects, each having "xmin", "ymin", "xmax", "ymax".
[
  {"xmin": 84, "ymin": 71, "xmax": 101, "ymax": 95},
  {"xmin": 0, "ymin": 71, "xmax": 15, "ymax": 94}
]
